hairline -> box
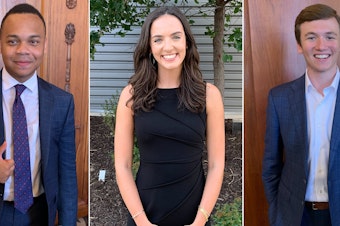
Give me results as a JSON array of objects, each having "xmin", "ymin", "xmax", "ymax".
[
  {"xmin": 0, "ymin": 6, "xmax": 46, "ymax": 36},
  {"xmin": 295, "ymin": 4, "xmax": 340, "ymax": 45}
]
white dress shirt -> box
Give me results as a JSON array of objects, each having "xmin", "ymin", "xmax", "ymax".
[
  {"xmin": 2, "ymin": 68, "xmax": 44, "ymax": 201},
  {"xmin": 305, "ymin": 68, "xmax": 339, "ymax": 202}
]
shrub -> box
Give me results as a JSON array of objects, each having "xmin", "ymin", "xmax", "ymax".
[
  {"xmin": 102, "ymin": 94, "xmax": 119, "ymax": 136},
  {"xmin": 211, "ymin": 197, "xmax": 242, "ymax": 226},
  {"xmin": 102, "ymin": 94, "xmax": 140, "ymax": 177}
]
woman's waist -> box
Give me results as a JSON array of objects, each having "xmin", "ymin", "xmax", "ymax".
[{"xmin": 136, "ymin": 161, "xmax": 204, "ymax": 189}]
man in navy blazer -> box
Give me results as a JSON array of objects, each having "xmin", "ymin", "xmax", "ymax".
[
  {"xmin": 0, "ymin": 3, "xmax": 77, "ymax": 226},
  {"xmin": 263, "ymin": 4, "xmax": 340, "ymax": 226}
]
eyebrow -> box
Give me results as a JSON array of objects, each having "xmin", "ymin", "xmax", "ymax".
[
  {"xmin": 6, "ymin": 34, "xmax": 42, "ymax": 39},
  {"xmin": 151, "ymin": 31, "xmax": 183, "ymax": 39},
  {"xmin": 305, "ymin": 31, "xmax": 338, "ymax": 36}
]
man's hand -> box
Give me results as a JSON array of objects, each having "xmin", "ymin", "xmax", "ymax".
[{"xmin": 0, "ymin": 141, "xmax": 15, "ymax": 183}]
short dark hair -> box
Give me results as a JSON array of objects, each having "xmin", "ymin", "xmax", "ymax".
[
  {"xmin": 0, "ymin": 3, "xmax": 46, "ymax": 35},
  {"xmin": 295, "ymin": 4, "xmax": 340, "ymax": 46}
]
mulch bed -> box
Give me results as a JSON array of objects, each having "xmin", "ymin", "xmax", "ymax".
[{"xmin": 90, "ymin": 116, "xmax": 242, "ymax": 225}]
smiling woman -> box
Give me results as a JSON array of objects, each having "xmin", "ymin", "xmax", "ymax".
[
  {"xmin": 149, "ymin": 14, "xmax": 187, "ymax": 86},
  {"xmin": 114, "ymin": 6, "xmax": 225, "ymax": 226}
]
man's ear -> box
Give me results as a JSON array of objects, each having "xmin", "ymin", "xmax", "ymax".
[
  {"xmin": 44, "ymin": 37, "xmax": 48, "ymax": 54},
  {"xmin": 297, "ymin": 43, "xmax": 303, "ymax": 54}
]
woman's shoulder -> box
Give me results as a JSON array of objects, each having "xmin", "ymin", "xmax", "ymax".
[
  {"xmin": 205, "ymin": 82, "xmax": 223, "ymax": 111},
  {"xmin": 206, "ymin": 82, "xmax": 222, "ymax": 99},
  {"xmin": 120, "ymin": 84, "xmax": 133, "ymax": 98},
  {"xmin": 118, "ymin": 84, "xmax": 134, "ymax": 108}
]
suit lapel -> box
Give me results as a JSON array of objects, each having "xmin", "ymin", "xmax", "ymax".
[
  {"xmin": 288, "ymin": 75, "xmax": 309, "ymax": 177},
  {"xmin": 0, "ymin": 72, "xmax": 4, "ymax": 202},
  {"xmin": 38, "ymin": 78, "xmax": 54, "ymax": 172},
  {"xmin": 0, "ymin": 72, "xmax": 4, "ymax": 145},
  {"xmin": 329, "ymin": 79, "xmax": 340, "ymax": 171}
]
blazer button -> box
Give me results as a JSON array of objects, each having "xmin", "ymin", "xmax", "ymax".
[{"xmin": 301, "ymin": 201, "xmax": 304, "ymax": 206}]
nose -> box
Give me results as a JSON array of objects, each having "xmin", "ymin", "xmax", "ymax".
[
  {"xmin": 315, "ymin": 37, "xmax": 326, "ymax": 50},
  {"xmin": 16, "ymin": 42, "xmax": 29, "ymax": 54},
  {"xmin": 163, "ymin": 38, "xmax": 174, "ymax": 51}
]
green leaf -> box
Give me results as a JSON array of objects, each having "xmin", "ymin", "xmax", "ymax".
[
  {"xmin": 223, "ymin": 54, "xmax": 233, "ymax": 62},
  {"xmin": 212, "ymin": 197, "xmax": 242, "ymax": 226},
  {"xmin": 90, "ymin": 0, "xmax": 243, "ymax": 65}
]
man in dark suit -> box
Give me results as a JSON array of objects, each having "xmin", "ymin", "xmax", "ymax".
[
  {"xmin": 262, "ymin": 4, "xmax": 340, "ymax": 226},
  {"xmin": 0, "ymin": 3, "xmax": 77, "ymax": 226}
]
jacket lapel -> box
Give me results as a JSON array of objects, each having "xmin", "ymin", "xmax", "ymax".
[
  {"xmin": 0, "ymin": 73, "xmax": 4, "ymax": 145},
  {"xmin": 38, "ymin": 78, "xmax": 54, "ymax": 172},
  {"xmin": 329, "ymin": 79, "xmax": 340, "ymax": 171},
  {"xmin": 288, "ymin": 75, "xmax": 309, "ymax": 177},
  {"xmin": 0, "ymin": 72, "xmax": 4, "ymax": 202}
]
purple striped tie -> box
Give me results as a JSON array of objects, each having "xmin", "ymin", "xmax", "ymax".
[{"xmin": 13, "ymin": 84, "xmax": 33, "ymax": 213}]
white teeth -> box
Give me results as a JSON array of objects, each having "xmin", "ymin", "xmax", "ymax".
[
  {"xmin": 163, "ymin": 54, "xmax": 176, "ymax": 59},
  {"xmin": 315, "ymin": 54, "xmax": 329, "ymax": 59}
]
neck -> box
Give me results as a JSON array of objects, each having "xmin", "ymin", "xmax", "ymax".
[
  {"xmin": 307, "ymin": 68, "xmax": 337, "ymax": 95},
  {"xmin": 157, "ymin": 68, "xmax": 181, "ymax": 88}
]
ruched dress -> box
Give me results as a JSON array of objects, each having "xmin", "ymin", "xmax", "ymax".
[{"xmin": 127, "ymin": 88, "xmax": 210, "ymax": 226}]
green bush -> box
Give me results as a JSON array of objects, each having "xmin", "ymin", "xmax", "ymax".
[
  {"xmin": 103, "ymin": 94, "xmax": 140, "ymax": 177},
  {"xmin": 211, "ymin": 197, "xmax": 242, "ymax": 226},
  {"xmin": 102, "ymin": 94, "xmax": 119, "ymax": 136}
]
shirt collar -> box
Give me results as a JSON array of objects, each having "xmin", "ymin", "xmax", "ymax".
[
  {"xmin": 2, "ymin": 67, "xmax": 38, "ymax": 93},
  {"xmin": 305, "ymin": 68, "xmax": 340, "ymax": 94}
]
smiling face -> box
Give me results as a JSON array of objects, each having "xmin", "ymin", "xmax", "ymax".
[
  {"xmin": 0, "ymin": 13, "xmax": 47, "ymax": 83},
  {"xmin": 297, "ymin": 17, "xmax": 340, "ymax": 77},
  {"xmin": 150, "ymin": 14, "xmax": 187, "ymax": 74}
]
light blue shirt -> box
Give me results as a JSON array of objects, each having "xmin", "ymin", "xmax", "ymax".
[
  {"xmin": 2, "ymin": 68, "xmax": 44, "ymax": 201},
  {"xmin": 305, "ymin": 68, "xmax": 339, "ymax": 202}
]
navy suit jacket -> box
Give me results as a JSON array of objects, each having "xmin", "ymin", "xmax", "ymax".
[
  {"xmin": 0, "ymin": 73, "xmax": 78, "ymax": 226},
  {"xmin": 262, "ymin": 74, "xmax": 340, "ymax": 226}
]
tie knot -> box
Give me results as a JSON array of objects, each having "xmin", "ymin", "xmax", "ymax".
[{"xmin": 15, "ymin": 84, "xmax": 26, "ymax": 97}]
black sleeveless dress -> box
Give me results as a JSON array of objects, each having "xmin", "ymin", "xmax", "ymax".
[{"xmin": 127, "ymin": 88, "xmax": 210, "ymax": 226}]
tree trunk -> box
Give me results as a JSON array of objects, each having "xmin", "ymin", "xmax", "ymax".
[{"xmin": 213, "ymin": 0, "xmax": 226, "ymax": 104}]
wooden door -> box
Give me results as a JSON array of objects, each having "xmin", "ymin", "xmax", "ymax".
[
  {"xmin": 244, "ymin": 0, "xmax": 340, "ymax": 225},
  {"xmin": 41, "ymin": 0, "xmax": 89, "ymax": 219}
]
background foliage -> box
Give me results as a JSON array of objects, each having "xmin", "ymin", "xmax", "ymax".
[
  {"xmin": 90, "ymin": 0, "xmax": 242, "ymax": 60},
  {"xmin": 212, "ymin": 197, "xmax": 242, "ymax": 226},
  {"xmin": 90, "ymin": 0, "xmax": 242, "ymax": 100}
]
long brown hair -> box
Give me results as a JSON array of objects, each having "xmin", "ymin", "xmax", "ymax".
[{"xmin": 128, "ymin": 6, "xmax": 206, "ymax": 113}]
